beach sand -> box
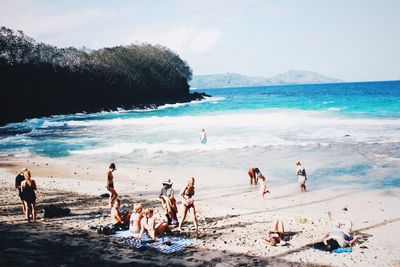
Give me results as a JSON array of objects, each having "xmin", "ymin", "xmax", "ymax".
[{"xmin": 1, "ymin": 155, "xmax": 399, "ymax": 266}]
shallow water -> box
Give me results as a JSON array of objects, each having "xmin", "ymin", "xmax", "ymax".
[{"xmin": 1, "ymin": 81, "xmax": 399, "ymax": 187}]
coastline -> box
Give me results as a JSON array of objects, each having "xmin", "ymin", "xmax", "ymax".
[{"xmin": 1, "ymin": 155, "xmax": 399, "ymax": 266}]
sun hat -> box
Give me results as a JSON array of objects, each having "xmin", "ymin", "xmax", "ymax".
[{"xmin": 162, "ymin": 178, "xmax": 173, "ymax": 186}]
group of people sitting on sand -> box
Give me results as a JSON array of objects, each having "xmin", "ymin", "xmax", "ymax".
[
  {"xmin": 106, "ymin": 163, "xmax": 199, "ymax": 239},
  {"xmin": 247, "ymin": 161, "xmax": 308, "ymax": 199}
]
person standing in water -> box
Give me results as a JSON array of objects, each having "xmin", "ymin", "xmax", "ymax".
[
  {"xmin": 200, "ymin": 128, "xmax": 207, "ymax": 144},
  {"xmin": 248, "ymin": 167, "xmax": 262, "ymax": 185},
  {"xmin": 107, "ymin": 163, "xmax": 118, "ymax": 207},
  {"xmin": 296, "ymin": 162, "xmax": 307, "ymax": 192}
]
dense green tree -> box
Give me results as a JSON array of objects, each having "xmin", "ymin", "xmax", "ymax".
[{"xmin": 0, "ymin": 27, "xmax": 205, "ymax": 125}]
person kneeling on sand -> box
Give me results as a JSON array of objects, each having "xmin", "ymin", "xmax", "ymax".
[
  {"xmin": 258, "ymin": 175, "xmax": 270, "ymax": 199},
  {"xmin": 138, "ymin": 208, "xmax": 170, "ymax": 241},
  {"xmin": 129, "ymin": 203, "xmax": 143, "ymax": 234},
  {"xmin": 159, "ymin": 179, "xmax": 178, "ymax": 226},
  {"xmin": 263, "ymin": 219, "xmax": 286, "ymax": 246},
  {"xmin": 111, "ymin": 199, "xmax": 131, "ymax": 231}
]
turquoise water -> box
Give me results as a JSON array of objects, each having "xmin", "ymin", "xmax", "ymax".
[{"xmin": 1, "ymin": 81, "xmax": 399, "ymax": 187}]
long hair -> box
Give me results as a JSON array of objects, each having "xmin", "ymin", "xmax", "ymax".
[
  {"xmin": 24, "ymin": 171, "xmax": 32, "ymax": 186},
  {"xmin": 187, "ymin": 177, "xmax": 195, "ymax": 191}
]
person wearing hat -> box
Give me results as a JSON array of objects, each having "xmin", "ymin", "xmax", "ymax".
[
  {"xmin": 159, "ymin": 179, "xmax": 178, "ymax": 226},
  {"xmin": 15, "ymin": 167, "xmax": 28, "ymax": 214},
  {"xmin": 106, "ymin": 163, "xmax": 118, "ymax": 207}
]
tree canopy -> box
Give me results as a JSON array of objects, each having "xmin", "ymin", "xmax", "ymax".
[{"xmin": 0, "ymin": 26, "xmax": 203, "ymax": 125}]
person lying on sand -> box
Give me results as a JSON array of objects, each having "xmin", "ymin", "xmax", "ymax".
[
  {"xmin": 258, "ymin": 175, "xmax": 270, "ymax": 199},
  {"xmin": 263, "ymin": 219, "xmax": 286, "ymax": 246},
  {"xmin": 111, "ymin": 199, "xmax": 131, "ymax": 230},
  {"xmin": 248, "ymin": 167, "xmax": 262, "ymax": 185},
  {"xmin": 178, "ymin": 177, "xmax": 199, "ymax": 237},
  {"xmin": 129, "ymin": 203, "xmax": 143, "ymax": 234},
  {"xmin": 138, "ymin": 208, "xmax": 170, "ymax": 241},
  {"xmin": 324, "ymin": 211, "xmax": 358, "ymax": 249},
  {"xmin": 159, "ymin": 179, "xmax": 178, "ymax": 226}
]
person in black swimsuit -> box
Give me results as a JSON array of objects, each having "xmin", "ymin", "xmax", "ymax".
[
  {"xmin": 178, "ymin": 177, "xmax": 199, "ymax": 236},
  {"xmin": 15, "ymin": 167, "xmax": 28, "ymax": 214},
  {"xmin": 106, "ymin": 163, "xmax": 118, "ymax": 207},
  {"xmin": 20, "ymin": 171, "xmax": 37, "ymax": 222}
]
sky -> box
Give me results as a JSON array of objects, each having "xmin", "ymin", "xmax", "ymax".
[{"xmin": 1, "ymin": 0, "xmax": 399, "ymax": 82}]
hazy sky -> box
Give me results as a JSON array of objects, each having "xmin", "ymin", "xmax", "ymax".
[{"xmin": 1, "ymin": 0, "xmax": 399, "ymax": 81}]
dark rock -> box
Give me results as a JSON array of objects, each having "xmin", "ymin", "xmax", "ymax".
[
  {"xmin": 100, "ymin": 193, "xmax": 110, "ymax": 198},
  {"xmin": 44, "ymin": 204, "xmax": 71, "ymax": 218}
]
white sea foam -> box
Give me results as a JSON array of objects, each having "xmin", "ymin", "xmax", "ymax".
[{"xmin": 65, "ymin": 108, "xmax": 400, "ymax": 155}]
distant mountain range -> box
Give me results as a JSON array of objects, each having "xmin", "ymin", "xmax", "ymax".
[{"xmin": 190, "ymin": 70, "xmax": 342, "ymax": 89}]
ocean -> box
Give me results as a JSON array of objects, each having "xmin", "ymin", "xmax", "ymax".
[{"xmin": 1, "ymin": 81, "xmax": 399, "ymax": 188}]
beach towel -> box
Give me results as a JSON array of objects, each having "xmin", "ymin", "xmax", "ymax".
[
  {"xmin": 114, "ymin": 231, "xmax": 195, "ymax": 253},
  {"xmin": 308, "ymin": 242, "xmax": 352, "ymax": 253}
]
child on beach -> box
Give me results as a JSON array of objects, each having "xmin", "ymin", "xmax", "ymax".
[
  {"xmin": 20, "ymin": 170, "xmax": 37, "ymax": 222},
  {"xmin": 129, "ymin": 203, "xmax": 143, "ymax": 234},
  {"xmin": 178, "ymin": 177, "xmax": 199, "ymax": 236},
  {"xmin": 263, "ymin": 218, "xmax": 285, "ymax": 246},
  {"xmin": 138, "ymin": 208, "xmax": 170, "ymax": 241},
  {"xmin": 258, "ymin": 175, "xmax": 270, "ymax": 199},
  {"xmin": 106, "ymin": 163, "xmax": 118, "ymax": 207}
]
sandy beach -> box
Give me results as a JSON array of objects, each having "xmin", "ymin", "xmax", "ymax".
[{"xmin": 1, "ymin": 155, "xmax": 399, "ymax": 266}]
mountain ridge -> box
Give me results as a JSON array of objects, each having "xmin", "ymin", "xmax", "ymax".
[{"xmin": 190, "ymin": 70, "xmax": 342, "ymax": 89}]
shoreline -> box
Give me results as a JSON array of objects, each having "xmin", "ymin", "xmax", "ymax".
[{"xmin": 1, "ymin": 155, "xmax": 400, "ymax": 266}]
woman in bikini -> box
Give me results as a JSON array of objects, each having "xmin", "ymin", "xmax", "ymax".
[
  {"xmin": 129, "ymin": 203, "xmax": 143, "ymax": 234},
  {"xmin": 263, "ymin": 218, "xmax": 285, "ymax": 246},
  {"xmin": 248, "ymin": 167, "xmax": 262, "ymax": 185},
  {"xmin": 21, "ymin": 170, "xmax": 37, "ymax": 222},
  {"xmin": 178, "ymin": 177, "xmax": 199, "ymax": 236},
  {"xmin": 138, "ymin": 208, "xmax": 170, "ymax": 240},
  {"xmin": 107, "ymin": 163, "xmax": 118, "ymax": 207}
]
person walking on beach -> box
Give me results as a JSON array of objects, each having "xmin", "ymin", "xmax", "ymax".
[
  {"xmin": 107, "ymin": 163, "xmax": 118, "ymax": 207},
  {"xmin": 15, "ymin": 167, "xmax": 28, "ymax": 214},
  {"xmin": 178, "ymin": 177, "xmax": 199, "ymax": 236},
  {"xmin": 20, "ymin": 170, "xmax": 37, "ymax": 222},
  {"xmin": 296, "ymin": 162, "xmax": 307, "ymax": 192},
  {"xmin": 159, "ymin": 179, "xmax": 178, "ymax": 226},
  {"xmin": 200, "ymin": 128, "xmax": 207, "ymax": 144},
  {"xmin": 248, "ymin": 167, "xmax": 262, "ymax": 185}
]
